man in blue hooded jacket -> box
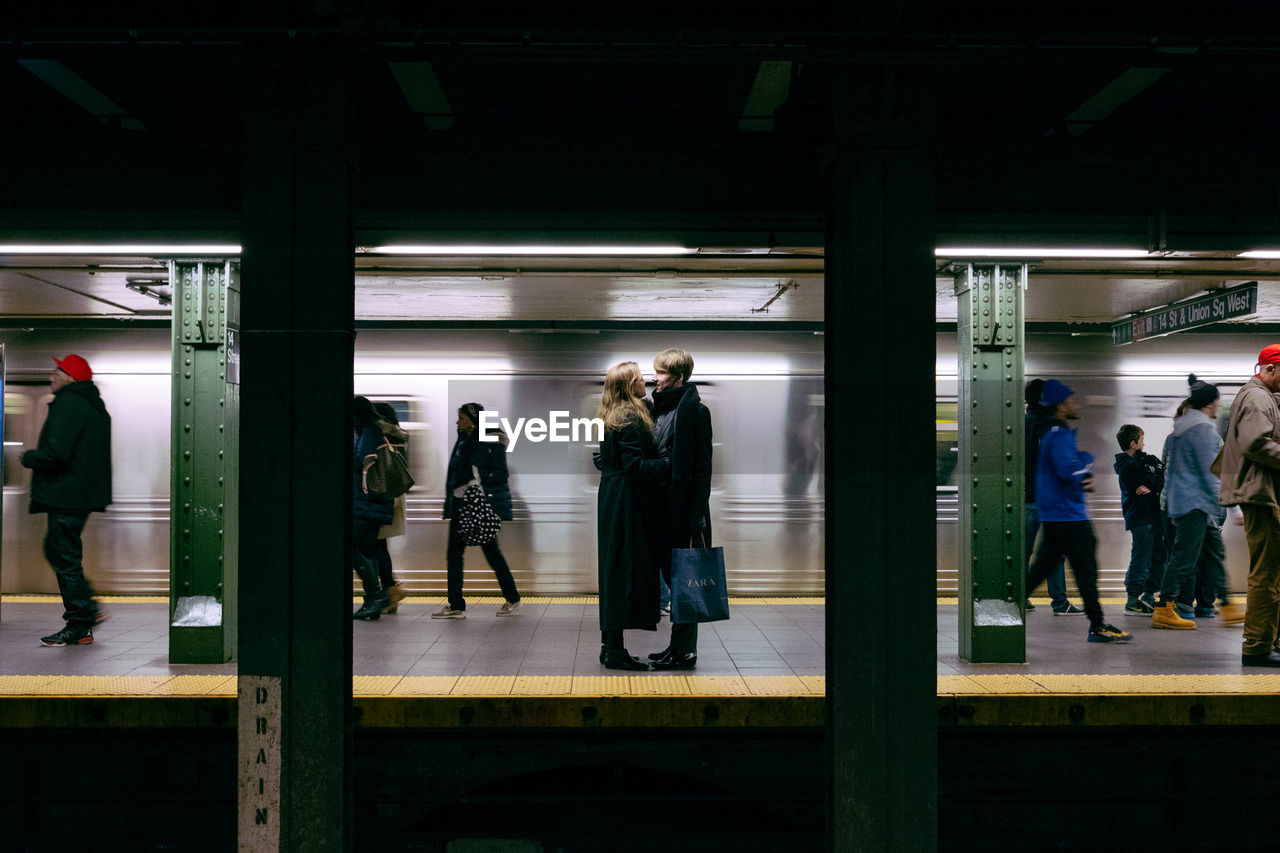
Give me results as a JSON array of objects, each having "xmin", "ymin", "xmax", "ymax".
[{"xmin": 1025, "ymin": 380, "xmax": 1130, "ymax": 643}]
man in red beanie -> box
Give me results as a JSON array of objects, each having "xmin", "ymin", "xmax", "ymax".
[
  {"xmin": 1219, "ymin": 345, "xmax": 1280, "ymax": 666},
  {"xmin": 21, "ymin": 354, "xmax": 112, "ymax": 646}
]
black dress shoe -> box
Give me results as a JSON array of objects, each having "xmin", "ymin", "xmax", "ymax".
[
  {"xmin": 599, "ymin": 644, "xmax": 606, "ymax": 664},
  {"xmin": 651, "ymin": 652, "xmax": 696, "ymax": 671},
  {"xmin": 1242, "ymin": 651, "xmax": 1280, "ymax": 668},
  {"xmin": 648, "ymin": 646, "xmax": 672, "ymax": 662},
  {"xmin": 602, "ymin": 649, "xmax": 650, "ymax": 671}
]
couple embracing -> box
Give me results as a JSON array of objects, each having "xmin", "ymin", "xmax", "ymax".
[{"xmin": 595, "ymin": 348, "xmax": 713, "ymax": 671}]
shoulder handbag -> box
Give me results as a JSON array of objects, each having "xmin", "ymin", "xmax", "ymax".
[
  {"xmin": 670, "ymin": 527, "xmax": 730, "ymax": 624},
  {"xmin": 456, "ymin": 465, "xmax": 502, "ymax": 546},
  {"xmin": 363, "ymin": 435, "xmax": 415, "ymax": 499}
]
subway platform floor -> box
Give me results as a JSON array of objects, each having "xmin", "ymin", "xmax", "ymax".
[{"xmin": 1, "ymin": 596, "xmax": 1275, "ymax": 698}]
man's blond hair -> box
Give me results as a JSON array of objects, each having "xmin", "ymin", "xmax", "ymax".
[{"xmin": 654, "ymin": 348, "xmax": 694, "ymax": 384}]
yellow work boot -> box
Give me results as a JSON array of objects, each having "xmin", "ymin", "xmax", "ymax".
[
  {"xmin": 1218, "ymin": 602, "xmax": 1246, "ymax": 625},
  {"xmin": 382, "ymin": 583, "xmax": 405, "ymax": 614},
  {"xmin": 1152, "ymin": 602, "xmax": 1196, "ymax": 630}
]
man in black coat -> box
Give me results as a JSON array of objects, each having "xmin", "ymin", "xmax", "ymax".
[
  {"xmin": 21, "ymin": 354, "xmax": 112, "ymax": 646},
  {"xmin": 648, "ymin": 348, "xmax": 713, "ymax": 670}
]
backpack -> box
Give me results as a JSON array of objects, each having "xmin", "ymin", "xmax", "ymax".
[{"xmin": 363, "ymin": 436, "xmax": 415, "ymax": 499}]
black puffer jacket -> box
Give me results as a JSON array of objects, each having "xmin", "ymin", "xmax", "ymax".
[
  {"xmin": 443, "ymin": 431, "xmax": 514, "ymax": 522},
  {"xmin": 23, "ymin": 380, "xmax": 112, "ymax": 514}
]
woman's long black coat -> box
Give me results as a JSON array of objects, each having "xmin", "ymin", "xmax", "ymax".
[{"xmin": 597, "ymin": 417, "xmax": 668, "ymax": 632}]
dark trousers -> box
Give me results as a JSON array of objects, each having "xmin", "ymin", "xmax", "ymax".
[
  {"xmin": 375, "ymin": 538, "xmax": 395, "ymax": 588},
  {"xmin": 352, "ymin": 518, "xmax": 383, "ymax": 601},
  {"xmin": 1160, "ymin": 510, "xmax": 1226, "ymax": 605},
  {"xmin": 44, "ymin": 512, "xmax": 97, "ymax": 629},
  {"xmin": 1026, "ymin": 520, "xmax": 1104, "ymax": 628},
  {"xmin": 446, "ymin": 516, "xmax": 520, "ymax": 611}
]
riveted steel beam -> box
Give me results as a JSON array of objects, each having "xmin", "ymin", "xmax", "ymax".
[
  {"xmin": 170, "ymin": 260, "xmax": 238, "ymax": 664},
  {"xmin": 955, "ymin": 263, "xmax": 1026, "ymax": 663}
]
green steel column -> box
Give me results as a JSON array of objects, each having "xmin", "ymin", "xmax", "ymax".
[
  {"xmin": 170, "ymin": 260, "xmax": 239, "ymax": 664},
  {"xmin": 955, "ymin": 263, "xmax": 1026, "ymax": 663}
]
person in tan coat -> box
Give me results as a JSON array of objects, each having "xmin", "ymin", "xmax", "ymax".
[{"xmin": 1218, "ymin": 344, "xmax": 1280, "ymax": 666}]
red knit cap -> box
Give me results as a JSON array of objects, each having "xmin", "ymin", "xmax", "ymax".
[
  {"xmin": 1259, "ymin": 345, "xmax": 1280, "ymax": 367},
  {"xmin": 53, "ymin": 354, "xmax": 92, "ymax": 382}
]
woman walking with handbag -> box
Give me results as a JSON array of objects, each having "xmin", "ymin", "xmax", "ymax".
[
  {"xmin": 595, "ymin": 362, "xmax": 669, "ymax": 670},
  {"xmin": 372, "ymin": 402, "xmax": 409, "ymax": 614},
  {"xmin": 432, "ymin": 402, "xmax": 522, "ymax": 619},
  {"xmin": 352, "ymin": 396, "xmax": 394, "ymax": 620}
]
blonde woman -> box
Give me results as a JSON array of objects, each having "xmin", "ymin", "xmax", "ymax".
[{"xmin": 595, "ymin": 362, "xmax": 669, "ymax": 670}]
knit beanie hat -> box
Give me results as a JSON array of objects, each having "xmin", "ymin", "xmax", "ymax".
[
  {"xmin": 1040, "ymin": 379, "xmax": 1073, "ymax": 408},
  {"xmin": 459, "ymin": 402, "xmax": 483, "ymax": 427},
  {"xmin": 1187, "ymin": 374, "xmax": 1220, "ymax": 409}
]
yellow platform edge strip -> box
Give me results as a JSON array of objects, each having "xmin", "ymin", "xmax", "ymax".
[{"xmin": 4, "ymin": 673, "xmax": 1280, "ymax": 698}]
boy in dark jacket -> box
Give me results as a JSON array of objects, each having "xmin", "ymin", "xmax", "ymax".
[{"xmin": 1113, "ymin": 424, "xmax": 1165, "ymax": 616}]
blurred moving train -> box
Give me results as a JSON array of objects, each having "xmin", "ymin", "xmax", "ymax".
[
  {"xmin": 3, "ymin": 327, "xmax": 1268, "ymax": 599},
  {"xmin": 938, "ymin": 330, "xmax": 1271, "ymax": 598},
  {"xmin": 1, "ymin": 328, "xmax": 825, "ymax": 596}
]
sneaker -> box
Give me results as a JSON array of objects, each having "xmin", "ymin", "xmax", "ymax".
[
  {"xmin": 40, "ymin": 626, "xmax": 93, "ymax": 646},
  {"xmin": 1124, "ymin": 599, "xmax": 1155, "ymax": 617},
  {"xmin": 496, "ymin": 601, "xmax": 521, "ymax": 617},
  {"xmin": 1139, "ymin": 592, "xmax": 1157, "ymax": 610},
  {"xmin": 1218, "ymin": 602, "xmax": 1246, "ymax": 625},
  {"xmin": 431, "ymin": 605, "xmax": 466, "ymax": 620},
  {"xmin": 1152, "ymin": 602, "xmax": 1196, "ymax": 630},
  {"xmin": 93, "ymin": 607, "xmax": 109, "ymax": 625},
  {"xmin": 1194, "ymin": 606, "xmax": 1215, "ymax": 619},
  {"xmin": 1024, "ymin": 599, "xmax": 1036, "ymax": 611},
  {"xmin": 1088, "ymin": 623, "xmax": 1132, "ymax": 643},
  {"xmin": 1053, "ymin": 603, "xmax": 1085, "ymax": 616},
  {"xmin": 1175, "ymin": 602, "xmax": 1196, "ymax": 618}
]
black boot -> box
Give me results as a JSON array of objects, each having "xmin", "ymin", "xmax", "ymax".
[
  {"xmin": 602, "ymin": 648, "xmax": 650, "ymax": 671},
  {"xmin": 353, "ymin": 594, "xmax": 386, "ymax": 621}
]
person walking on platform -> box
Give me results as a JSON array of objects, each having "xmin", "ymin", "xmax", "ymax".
[
  {"xmin": 1113, "ymin": 424, "xmax": 1166, "ymax": 617},
  {"xmin": 372, "ymin": 402, "xmax": 408, "ymax": 614},
  {"xmin": 433, "ymin": 402, "xmax": 521, "ymax": 619},
  {"xmin": 1025, "ymin": 380, "xmax": 1131, "ymax": 643},
  {"xmin": 1219, "ymin": 346, "xmax": 1280, "ymax": 667},
  {"xmin": 1153, "ymin": 376, "xmax": 1244, "ymax": 629},
  {"xmin": 23, "ymin": 354, "xmax": 112, "ymax": 647},
  {"xmin": 1025, "ymin": 378, "xmax": 1082, "ymax": 614},
  {"xmin": 646, "ymin": 348, "xmax": 714, "ymax": 670},
  {"xmin": 351, "ymin": 396, "xmax": 394, "ymax": 620},
  {"xmin": 595, "ymin": 362, "xmax": 668, "ymax": 670}
]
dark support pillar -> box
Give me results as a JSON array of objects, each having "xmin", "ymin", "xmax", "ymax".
[
  {"xmin": 826, "ymin": 68, "xmax": 938, "ymax": 850},
  {"xmin": 237, "ymin": 52, "xmax": 354, "ymax": 851}
]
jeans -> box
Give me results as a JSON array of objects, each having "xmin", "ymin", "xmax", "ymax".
[
  {"xmin": 446, "ymin": 516, "xmax": 520, "ymax": 611},
  {"xmin": 1025, "ymin": 503, "xmax": 1068, "ymax": 608},
  {"xmin": 1124, "ymin": 523, "xmax": 1166, "ymax": 599},
  {"xmin": 352, "ymin": 518, "xmax": 383, "ymax": 601},
  {"xmin": 44, "ymin": 512, "xmax": 97, "ymax": 629},
  {"xmin": 1160, "ymin": 510, "xmax": 1226, "ymax": 605},
  {"xmin": 1026, "ymin": 521, "xmax": 1104, "ymax": 628}
]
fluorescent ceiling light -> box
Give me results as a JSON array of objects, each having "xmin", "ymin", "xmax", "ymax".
[
  {"xmin": 936, "ymin": 247, "xmax": 1150, "ymax": 258},
  {"xmin": 0, "ymin": 244, "xmax": 242, "ymax": 255},
  {"xmin": 1238, "ymin": 251, "xmax": 1280, "ymax": 259},
  {"xmin": 362, "ymin": 244, "xmax": 695, "ymax": 256}
]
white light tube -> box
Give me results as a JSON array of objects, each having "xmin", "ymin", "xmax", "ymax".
[
  {"xmin": 0, "ymin": 244, "xmax": 242, "ymax": 255},
  {"xmin": 1238, "ymin": 251, "xmax": 1280, "ymax": 259},
  {"xmin": 936, "ymin": 247, "xmax": 1150, "ymax": 258},
  {"xmin": 362, "ymin": 244, "xmax": 696, "ymax": 256}
]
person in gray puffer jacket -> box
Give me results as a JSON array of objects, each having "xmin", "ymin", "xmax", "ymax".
[{"xmin": 1154, "ymin": 375, "xmax": 1244, "ymax": 629}]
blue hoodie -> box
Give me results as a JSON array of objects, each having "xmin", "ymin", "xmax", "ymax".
[
  {"xmin": 1035, "ymin": 420, "xmax": 1093, "ymax": 522},
  {"xmin": 1165, "ymin": 409, "xmax": 1225, "ymax": 521}
]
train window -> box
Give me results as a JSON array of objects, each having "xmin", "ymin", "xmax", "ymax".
[
  {"xmin": 3, "ymin": 391, "xmax": 34, "ymax": 490},
  {"xmin": 936, "ymin": 400, "xmax": 958, "ymax": 488}
]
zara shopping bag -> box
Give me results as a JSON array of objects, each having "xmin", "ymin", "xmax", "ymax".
[{"xmin": 669, "ymin": 529, "xmax": 730, "ymax": 624}]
